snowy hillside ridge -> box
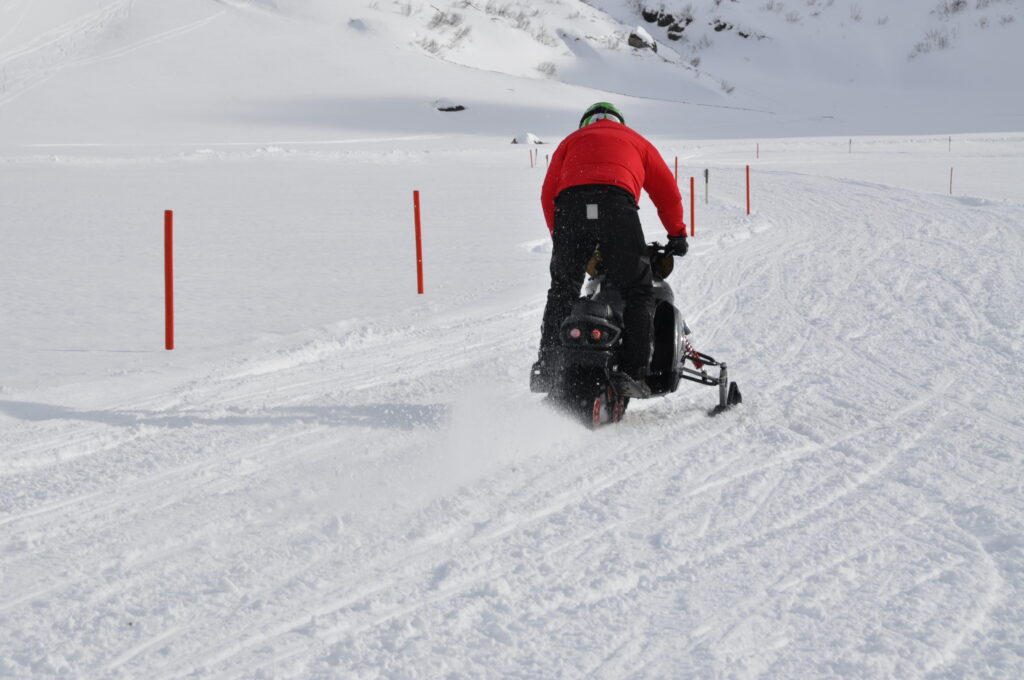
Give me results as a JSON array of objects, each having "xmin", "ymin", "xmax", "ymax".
[
  {"xmin": 367, "ymin": 0, "xmax": 1021, "ymax": 88},
  {"xmin": 0, "ymin": 0, "xmax": 1020, "ymax": 143},
  {"xmin": 625, "ymin": 0, "xmax": 1019, "ymax": 58},
  {"xmin": 330, "ymin": 0, "xmax": 1024, "ymax": 135}
]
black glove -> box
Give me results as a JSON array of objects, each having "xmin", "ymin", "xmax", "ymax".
[{"xmin": 666, "ymin": 235, "xmax": 689, "ymax": 257}]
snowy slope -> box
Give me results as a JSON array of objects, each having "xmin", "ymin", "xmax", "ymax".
[
  {"xmin": 1, "ymin": 1, "xmax": 1024, "ymax": 678},
  {"xmin": 0, "ymin": 0, "xmax": 1021, "ymax": 146}
]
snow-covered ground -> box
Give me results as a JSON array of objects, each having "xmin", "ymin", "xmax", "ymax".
[{"xmin": 1, "ymin": 1, "xmax": 1023, "ymax": 678}]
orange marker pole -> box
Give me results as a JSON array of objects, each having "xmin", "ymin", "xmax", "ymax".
[
  {"xmin": 689, "ymin": 176, "xmax": 695, "ymax": 237},
  {"xmin": 746, "ymin": 165, "xmax": 751, "ymax": 215},
  {"xmin": 674, "ymin": 156, "xmax": 679, "ymax": 182},
  {"xmin": 413, "ymin": 191, "xmax": 424, "ymax": 294},
  {"xmin": 164, "ymin": 210, "xmax": 174, "ymax": 350}
]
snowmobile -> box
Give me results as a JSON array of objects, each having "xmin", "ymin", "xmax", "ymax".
[{"xmin": 530, "ymin": 242, "xmax": 742, "ymax": 428}]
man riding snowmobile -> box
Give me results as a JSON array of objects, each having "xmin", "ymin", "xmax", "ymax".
[{"xmin": 533, "ymin": 102, "xmax": 689, "ymax": 397}]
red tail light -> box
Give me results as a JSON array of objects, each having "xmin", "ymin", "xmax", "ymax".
[{"xmin": 590, "ymin": 329, "xmax": 603, "ymax": 340}]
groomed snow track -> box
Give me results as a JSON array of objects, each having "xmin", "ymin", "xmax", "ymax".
[{"xmin": 1, "ymin": 160, "xmax": 1022, "ymax": 678}]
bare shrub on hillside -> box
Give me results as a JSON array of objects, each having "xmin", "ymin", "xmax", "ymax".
[
  {"xmin": 936, "ymin": 0, "xmax": 968, "ymax": 16},
  {"xmin": 877, "ymin": 15, "xmax": 889, "ymax": 25},
  {"xmin": 911, "ymin": 26, "xmax": 958, "ymax": 56},
  {"xmin": 482, "ymin": 2, "xmax": 558, "ymax": 46},
  {"xmin": 786, "ymin": 10, "xmax": 801, "ymax": 21},
  {"xmin": 533, "ymin": 26, "xmax": 559, "ymax": 46},
  {"xmin": 1000, "ymin": 14, "xmax": 1014, "ymax": 24},
  {"xmin": 428, "ymin": 11, "xmax": 462, "ymax": 29},
  {"xmin": 418, "ymin": 37, "xmax": 441, "ymax": 53},
  {"xmin": 929, "ymin": 27, "xmax": 954, "ymax": 48},
  {"xmin": 537, "ymin": 61, "xmax": 557, "ymax": 76},
  {"xmin": 849, "ymin": 3, "xmax": 863, "ymax": 21},
  {"xmin": 451, "ymin": 26, "xmax": 472, "ymax": 45},
  {"xmin": 485, "ymin": 0, "xmax": 539, "ymax": 27},
  {"xmin": 720, "ymin": 80, "xmax": 735, "ymax": 94}
]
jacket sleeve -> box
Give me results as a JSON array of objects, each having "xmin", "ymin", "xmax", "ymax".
[
  {"xmin": 541, "ymin": 141, "xmax": 567, "ymax": 235},
  {"xmin": 641, "ymin": 140, "xmax": 686, "ymax": 237}
]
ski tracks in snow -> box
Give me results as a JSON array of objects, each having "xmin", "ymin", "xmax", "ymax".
[
  {"xmin": 669, "ymin": 170, "xmax": 1024, "ymax": 678},
  {"xmin": 0, "ymin": 1, "xmax": 227, "ymax": 108},
  {"xmin": 1, "ymin": 168, "xmax": 1023, "ymax": 677}
]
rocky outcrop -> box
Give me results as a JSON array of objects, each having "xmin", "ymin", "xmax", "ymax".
[
  {"xmin": 432, "ymin": 98, "xmax": 465, "ymax": 112},
  {"xmin": 640, "ymin": 7, "xmax": 693, "ymax": 41},
  {"xmin": 628, "ymin": 26, "xmax": 657, "ymax": 51}
]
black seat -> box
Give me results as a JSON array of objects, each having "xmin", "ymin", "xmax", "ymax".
[{"xmin": 571, "ymin": 300, "xmax": 614, "ymax": 320}]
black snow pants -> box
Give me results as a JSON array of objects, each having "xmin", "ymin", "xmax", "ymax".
[{"xmin": 539, "ymin": 184, "xmax": 654, "ymax": 378}]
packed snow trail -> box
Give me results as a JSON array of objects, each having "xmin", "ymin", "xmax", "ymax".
[{"xmin": 1, "ymin": 149, "xmax": 1022, "ymax": 678}]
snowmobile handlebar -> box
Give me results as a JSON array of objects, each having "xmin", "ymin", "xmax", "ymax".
[{"xmin": 647, "ymin": 242, "xmax": 676, "ymax": 280}]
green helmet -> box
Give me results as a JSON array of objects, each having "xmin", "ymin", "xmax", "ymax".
[{"xmin": 579, "ymin": 102, "xmax": 624, "ymax": 128}]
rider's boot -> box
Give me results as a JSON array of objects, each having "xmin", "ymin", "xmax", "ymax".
[{"xmin": 610, "ymin": 366, "xmax": 651, "ymax": 399}]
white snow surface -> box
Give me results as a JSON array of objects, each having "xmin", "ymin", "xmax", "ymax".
[{"xmin": 1, "ymin": 1, "xmax": 1023, "ymax": 678}]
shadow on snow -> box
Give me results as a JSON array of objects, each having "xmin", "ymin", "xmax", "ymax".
[{"xmin": 0, "ymin": 400, "xmax": 450, "ymax": 431}]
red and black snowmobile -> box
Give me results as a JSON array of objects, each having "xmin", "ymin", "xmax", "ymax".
[{"xmin": 530, "ymin": 242, "xmax": 742, "ymax": 428}]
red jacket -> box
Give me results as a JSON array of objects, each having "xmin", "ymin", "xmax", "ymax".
[{"xmin": 541, "ymin": 119, "xmax": 685, "ymax": 237}]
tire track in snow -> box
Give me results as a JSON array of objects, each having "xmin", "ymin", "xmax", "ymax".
[
  {"xmin": 186, "ymin": 408, "xmax": 787, "ymax": 676},
  {"xmin": 0, "ymin": 305, "xmax": 544, "ymax": 658},
  {"xmin": 0, "ymin": 297, "xmax": 552, "ymax": 676},
  {"xmin": 104, "ymin": 625, "xmax": 185, "ymax": 674},
  {"xmin": 150, "ymin": 402, "xmax": 731, "ymax": 674},
  {"xmin": 0, "ymin": 427, "xmax": 346, "ymax": 621},
  {"xmin": 0, "ymin": 300, "xmax": 541, "ymax": 529},
  {"xmin": 569, "ymin": 172, "xmax": 1024, "ymax": 676}
]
